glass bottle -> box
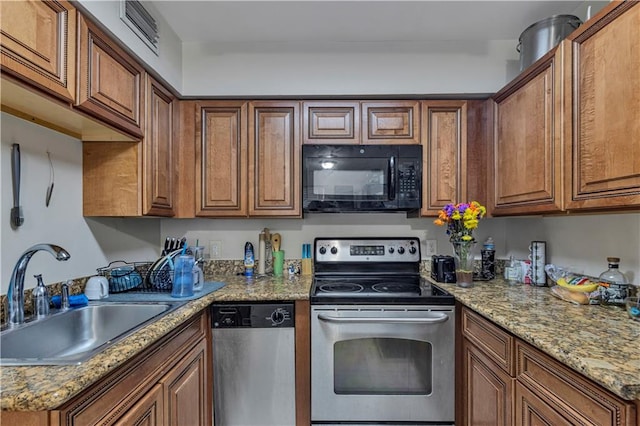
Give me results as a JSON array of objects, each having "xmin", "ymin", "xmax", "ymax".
[
  {"xmin": 598, "ymin": 257, "xmax": 629, "ymax": 305},
  {"xmin": 598, "ymin": 257, "xmax": 627, "ymax": 284}
]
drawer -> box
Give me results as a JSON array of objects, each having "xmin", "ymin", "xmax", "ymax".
[
  {"xmin": 461, "ymin": 307, "xmax": 515, "ymax": 376},
  {"xmin": 516, "ymin": 340, "xmax": 636, "ymax": 426}
]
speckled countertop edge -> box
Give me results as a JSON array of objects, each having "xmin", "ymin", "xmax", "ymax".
[
  {"xmin": 0, "ymin": 274, "xmax": 312, "ymax": 411},
  {"xmin": 433, "ymin": 278, "xmax": 640, "ymax": 401}
]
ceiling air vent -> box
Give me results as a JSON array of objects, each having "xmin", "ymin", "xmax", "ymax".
[{"xmin": 120, "ymin": 0, "xmax": 159, "ymax": 55}]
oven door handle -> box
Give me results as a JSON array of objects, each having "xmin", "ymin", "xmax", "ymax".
[{"xmin": 317, "ymin": 313, "xmax": 449, "ymax": 324}]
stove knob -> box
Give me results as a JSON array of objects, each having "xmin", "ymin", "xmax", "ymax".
[
  {"xmin": 397, "ymin": 247, "xmax": 405, "ymax": 255},
  {"xmin": 409, "ymin": 246, "xmax": 417, "ymax": 255},
  {"xmin": 330, "ymin": 246, "xmax": 338, "ymax": 255},
  {"xmin": 271, "ymin": 309, "xmax": 285, "ymax": 325},
  {"xmin": 319, "ymin": 246, "xmax": 327, "ymax": 255},
  {"xmin": 388, "ymin": 247, "xmax": 395, "ymax": 254}
]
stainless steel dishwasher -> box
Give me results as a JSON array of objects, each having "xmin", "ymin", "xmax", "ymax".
[{"xmin": 211, "ymin": 302, "xmax": 296, "ymax": 426}]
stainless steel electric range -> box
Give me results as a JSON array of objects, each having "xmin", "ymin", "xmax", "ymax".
[{"xmin": 310, "ymin": 237, "xmax": 456, "ymax": 426}]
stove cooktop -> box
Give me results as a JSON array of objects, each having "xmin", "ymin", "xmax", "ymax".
[
  {"xmin": 310, "ymin": 276, "xmax": 455, "ymax": 305},
  {"xmin": 310, "ymin": 237, "xmax": 455, "ymax": 305}
]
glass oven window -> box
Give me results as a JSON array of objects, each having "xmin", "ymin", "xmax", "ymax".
[
  {"xmin": 333, "ymin": 338, "xmax": 432, "ymax": 395},
  {"xmin": 306, "ymin": 157, "xmax": 390, "ymax": 201},
  {"xmin": 312, "ymin": 169, "xmax": 384, "ymax": 197}
]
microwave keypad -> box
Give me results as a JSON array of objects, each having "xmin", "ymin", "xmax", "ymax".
[{"xmin": 399, "ymin": 165, "xmax": 418, "ymax": 198}]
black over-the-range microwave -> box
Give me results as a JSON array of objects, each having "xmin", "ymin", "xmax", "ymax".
[{"xmin": 302, "ymin": 144, "xmax": 422, "ymax": 213}]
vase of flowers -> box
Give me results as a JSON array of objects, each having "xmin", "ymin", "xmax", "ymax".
[{"xmin": 434, "ymin": 201, "xmax": 486, "ymax": 288}]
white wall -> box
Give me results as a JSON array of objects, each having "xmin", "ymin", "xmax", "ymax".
[
  {"xmin": 0, "ymin": 113, "xmax": 161, "ymax": 294},
  {"xmin": 76, "ymin": 0, "xmax": 183, "ymax": 92},
  {"xmin": 160, "ymin": 212, "xmax": 640, "ymax": 284},
  {"xmin": 181, "ymin": 40, "xmax": 520, "ymax": 96}
]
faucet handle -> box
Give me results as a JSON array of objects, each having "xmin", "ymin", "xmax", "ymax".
[{"xmin": 61, "ymin": 282, "xmax": 70, "ymax": 311}]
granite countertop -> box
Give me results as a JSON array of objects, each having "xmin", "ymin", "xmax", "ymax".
[
  {"xmin": 3, "ymin": 273, "xmax": 639, "ymax": 411},
  {"xmin": 0, "ymin": 274, "xmax": 312, "ymax": 411},
  {"xmin": 433, "ymin": 278, "xmax": 640, "ymax": 401}
]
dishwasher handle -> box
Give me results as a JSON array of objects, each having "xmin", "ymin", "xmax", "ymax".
[{"xmin": 317, "ymin": 313, "xmax": 449, "ymax": 325}]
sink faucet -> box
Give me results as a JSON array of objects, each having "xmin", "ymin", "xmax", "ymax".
[{"xmin": 8, "ymin": 244, "xmax": 70, "ymax": 326}]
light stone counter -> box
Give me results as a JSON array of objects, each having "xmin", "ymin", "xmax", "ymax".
[
  {"xmin": 3, "ymin": 273, "xmax": 639, "ymax": 411},
  {"xmin": 0, "ymin": 274, "xmax": 312, "ymax": 411},
  {"xmin": 433, "ymin": 278, "xmax": 640, "ymax": 401}
]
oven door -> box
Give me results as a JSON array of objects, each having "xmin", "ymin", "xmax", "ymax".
[
  {"xmin": 302, "ymin": 145, "xmax": 398, "ymax": 212},
  {"xmin": 311, "ymin": 305, "xmax": 455, "ymax": 424}
]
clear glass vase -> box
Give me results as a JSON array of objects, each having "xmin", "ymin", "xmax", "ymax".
[{"xmin": 452, "ymin": 240, "xmax": 476, "ymax": 288}]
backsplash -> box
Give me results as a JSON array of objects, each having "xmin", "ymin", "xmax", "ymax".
[{"xmin": 0, "ymin": 258, "xmax": 508, "ymax": 325}]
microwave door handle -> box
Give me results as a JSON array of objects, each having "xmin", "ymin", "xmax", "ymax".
[
  {"xmin": 388, "ymin": 156, "xmax": 396, "ymax": 201},
  {"xmin": 317, "ymin": 313, "xmax": 449, "ymax": 325}
]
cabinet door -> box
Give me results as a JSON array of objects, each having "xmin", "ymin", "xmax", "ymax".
[
  {"xmin": 362, "ymin": 101, "xmax": 420, "ymax": 144},
  {"xmin": 565, "ymin": 1, "xmax": 640, "ymax": 210},
  {"xmin": 421, "ymin": 101, "xmax": 467, "ymax": 215},
  {"xmin": 303, "ymin": 101, "xmax": 360, "ymax": 144},
  {"xmin": 248, "ymin": 101, "xmax": 301, "ymax": 217},
  {"xmin": 144, "ymin": 75, "xmax": 176, "ymax": 216},
  {"xmin": 77, "ymin": 13, "xmax": 144, "ymax": 138},
  {"xmin": 515, "ymin": 381, "xmax": 572, "ymax": 426},
  {"xmin": 516, "ymin": 340, "xmax": 636, "ymax": 426},
  {"xmin": 195, "ymin": 101, "xmax": 248, "ymax": 217},
  {"xmin": 491, "ymin": 46, "xmax": 564, "ymax": 216},
  {"xmin": 0, "ymin": 0, "xmax": 76, "ymax": 102},
  {"xmin": 114, "ymin": 383, "xmax": 164, "ymax": 426},
  {"xmin": 161, "ymin": 339, "xmax": 209, "ymax": 426},
  {"xmin": 462, "ymin": 339, "xmax": 513, "ymax": 426}
]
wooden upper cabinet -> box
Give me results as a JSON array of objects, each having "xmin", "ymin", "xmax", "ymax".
[
  {"xmin": 303, "ymin": 101, "xmax": 360, "ymax": 144},
  {"xmin": 194, "ymin": 101, "xmax": 248, "ymax": 217},
  {"xmin": 491, "ymin": 45, "xmax": 564, "ymax": 216},
  {"xmin": 83, "ymin": 78, "xmax": 176, "ymax": 217},
  {"xmin": 0, "ymin": 0, "xmax": 77, "ymax": 102},
  {"xmin": 144, "ymin": 75, "xmax": 176, "ymax": 217},
  {"xmin": 421, "ymin": 101, "xmax": 467, "ymax": 215},
  {"xmin": 564, "ymin": 1, "xmax": 640, "ymax": 210},
  {"xmin": 248, "ymin": 101, "xmax": 301, "ymax": 217},
  {"xmin": 77, "ymin": 13, "xmax": 144, "ymax": 138},
  {"xmin": 362, "ymin": 101, "xmax": 420, "ymax": 144}
]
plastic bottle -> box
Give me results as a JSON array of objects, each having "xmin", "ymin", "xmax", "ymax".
[
  {"xmin": 244, "ymin": 242, "xmax": 255, "ymax": 277},
  {"xmin": 33, "ymin": 274, "xmax": 50, "ymax": 318},
  {"xmin": 481, "ymin": 237, "xmax": 496, "ymax": 279}
]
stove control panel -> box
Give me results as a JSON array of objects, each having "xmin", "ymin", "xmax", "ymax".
[{"xmin": 314, "ymin": 237, "xmax": 421, "ymax": 263}]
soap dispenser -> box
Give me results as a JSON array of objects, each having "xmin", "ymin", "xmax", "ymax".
[{"xmin": 33, "ymin": 274, "xmax": 50, "ymax": 318}]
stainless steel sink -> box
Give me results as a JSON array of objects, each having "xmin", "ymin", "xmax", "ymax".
[{"xmin": 0, "ymin": 302, "xmax": 182, "ymax": 365}]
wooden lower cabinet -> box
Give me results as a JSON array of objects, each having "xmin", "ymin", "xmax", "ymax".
[
  {"xmin": 459, "ymin": 306, "xmax": 637, "ymax": 426},
  {"xmin": 515, "ymin": 381, "xmax": 573, "ymax": 426},
  {"xmin": 114, "ymin": 383, "xmax": 164, "ymax": 426},
  {"xmin": 462, "ymin": 339, "xmax": 513, "ymax": 426},
  {"xmin": 161, "ymin": 339, "xmax": 208, "ymax": 426},
  {"xmin": 3, "ymin": 310, "xmax": 211, "ymax": 426}
]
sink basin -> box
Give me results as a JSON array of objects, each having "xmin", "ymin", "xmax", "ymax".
[{"xmin": 0, "ymin": 302, "xmax": 181, "ymax": 365}]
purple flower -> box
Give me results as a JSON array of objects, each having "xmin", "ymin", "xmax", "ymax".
[{"xmin": 444, "ymin": 204, "xmax": 455, "ymax": 217}]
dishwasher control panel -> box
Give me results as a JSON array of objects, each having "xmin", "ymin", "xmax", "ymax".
[{"xmin": 211, "ymin": 303, "xmax": 294, "ymax": 328}]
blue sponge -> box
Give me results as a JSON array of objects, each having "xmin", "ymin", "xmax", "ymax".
[{"xmin": 51, "ymin": 294, "xmax": 89, "ymax": 309}]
